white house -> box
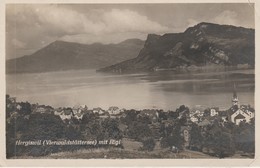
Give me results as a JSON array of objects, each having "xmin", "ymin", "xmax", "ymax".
[
  {"xmin": 210, "ymin": 107, "xmax": 219, "ymax": 116},
  {"xmin": 34, "ymin": 107, "xmax": 46, "ymax": 113},
  {"xmin": 230, "ymin": 108, "xmax": 254, "ymax": 125},
  {"xmin": 229, "ymin": 88, "xmax": 254, "ymax": 125},
  {"xmin": 93, "ymin": 107, "xmax": 105, "ymax": 115},
  {"xmin": 74, "ymin": 112, "xmax": 83, "ymax": 120},
  {"xmin": 54, "ymin": 108, "xmax": 63, "ymax": 116},
  {"xmin": 108, "ymin": 106, "xmax": 121, "ymax": 115},
  {"xmin": 190, "ymin": 105, "xmax": 206, "ymax": 117},
  {"xmin": 56, "ymin": 108, "xmax": 73, "ymax": 120},
  {"xmin": 72, "ymin": 105, "xmax": 88, "ymax": 116},
  {"xmin": 16, "ymin": 104, "xmax": 22, "ymax": 110},
  {"xmin": 190, "ymin": 115, "xmax": 199, "ymax": 123}
]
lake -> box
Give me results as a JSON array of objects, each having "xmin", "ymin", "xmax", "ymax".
[{"xmin": 6, "ymin": 68, "xmax": 254, "ymax": 111}]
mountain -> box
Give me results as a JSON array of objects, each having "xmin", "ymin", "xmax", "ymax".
[
  {"xmin": 98, "ymin": 22, "xmax": 254, "ymax": 73},
  {"xmin": 6, "ymin": 39, "xmax": 144, "ymax": 73}
]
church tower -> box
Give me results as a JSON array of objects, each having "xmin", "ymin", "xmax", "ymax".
[{"xmin": 232, "ymin": 83, "xmax": 239, "ymax": 107}]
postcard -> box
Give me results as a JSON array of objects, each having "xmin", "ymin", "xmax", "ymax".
[{"xmin": 1, "ymin": 0, "xmax": 259, "ymax": 166}]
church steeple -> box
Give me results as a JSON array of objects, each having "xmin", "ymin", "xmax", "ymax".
[{"xmin": 232, "ymin": 83, "xmax": 239, "ymax": 107}]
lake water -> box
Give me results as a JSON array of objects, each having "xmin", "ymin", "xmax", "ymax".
[{"xmin": 6, "ymin": 68, "xmax": 254, "ymax": 111}]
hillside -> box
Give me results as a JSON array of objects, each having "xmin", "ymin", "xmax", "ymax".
[
  {"xmin": 6, "ymin": 39, "xmax": 144, "ymax": 73},
  {"xmin": 99, "ymin": 22, "xmax": 254, "ymax": 73}
]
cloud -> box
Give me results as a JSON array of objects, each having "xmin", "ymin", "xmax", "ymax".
[
  {"xmin": 213, "ymin": 10, "xmax": 238, "ymax": 26},
  {"xmin": 102, "ymin": 9, "xmax": 170, "ymax": 34},
  {"xmin": 186, "ymin": 10, "xmax": 240, "ymax": 29},
  {"xmin": 43, "ymin": 7, "xmax": 169, "ymax": 34},
  {"xmin": 60, "ymin": 32, "xmax": 148, "ymax": 44},
  {"xmin": 6, "ymin": 4, "xmax": 170, "ymax": 58},
  {"xmin": 6, "ymin": 4, "xmax": 252, "ymax": 59},
  {"xmin": 7, "ymin": 5, "xmax": 169, "ymax": 35}
]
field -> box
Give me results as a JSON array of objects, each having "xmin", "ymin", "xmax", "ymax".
[
  {"xmin": 11, "ymin": 139, "xmax": 253, "ymax": 159},
  {"xmin": 12, "ymin": 139, "xmax": 217, "ymax": 159}
]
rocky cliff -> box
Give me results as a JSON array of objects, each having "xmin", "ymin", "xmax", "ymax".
[{"xmin": 99, "ymin": 22, "xmax": 254, "ymax": 73}]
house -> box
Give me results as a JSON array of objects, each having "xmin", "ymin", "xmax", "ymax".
[
  {"xmin": 54, "ymin": 108, "xmax": 63, "ymax": 116},
  {"xmin": 33, "ymin": 105, "xmax": 53, "ymax": 114},
  {"xmin": 34, "ymin": 107, "xmax": 45, "ymax": 113},
  {"xmin": 16, "ymin": 104, "xmax": 22, "ymax": 110},
  {"xmin": 190, "ymin": 105, "xmax": 206, "ymax": 117},
  {"xmin": 228, "ymin": 87, "xmax": 254, "ymax": 125},
  {"xmin": 210, "ymin": 107, "xmax": 219, "ymax": 116},
  {"xmin": 218, "ymin": 111, "xmax": 228, "ymax": 122},
  {"xmin": 139, "ymin": 109, "xmax": 159, "ymax": 122},
  {"xmin": 93, "ymin": 107, "xmax": 105, "ymax": 115},
  {"xmin": 120, "ymin": 108, "xmax": 126, "ymax": 113},
  {"xmin": 34, "ymin": 106, "xmax": 46, "ymax": 113},
  {"xmin": 108, "ymin": 106, "xmax": 121, "ymax": 115},
  {"xmin": 74, "ymin": 112, "xmax": 83, "ymax": 120},
  {"xmin": 198, "ymin": 119, "xmax": 211, "ymax": 127},
  {"xmin": 99, "ymin": 111, "xmax": 110, "ymax": 119},
  {"xmin": 59, "ymin": 108, "xmax": 73, "ymax": 120},
  {"xmin": 233, "ymin": 114, "xmax": 246, "ymax": 125},
  {"xmin": 119, "ymin": 112, "xmax": 127, "ymax": 118},
  {"xmin": 190, "ymin": 115, "xmax": 199, "ymax": 123},
  {"xmin": 241, "ymin": 105, "xmax": 255, "ymax": 118},
  {"xmin": 9, "ymin": 97, "xmax": 16, "ymax": 104},
  {"xmin": 230, "ymin": 108, "xmax": 254, "ymax": 125},
  {"xmin": 72, "ymin": 105, "xmax": 88, "ymax": 115}
]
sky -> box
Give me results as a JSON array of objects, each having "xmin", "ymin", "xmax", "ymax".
[{"xmin": 6, "ymin": 3, "xmax": 255, "ymax": 60}]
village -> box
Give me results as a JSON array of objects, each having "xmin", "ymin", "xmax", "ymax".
[
  {"xmin": 10, "ymin": 88, "xmax": 254, "ymax": 126},
  {"xmin": 6, "ymin": 88, "xmax": 255, "ymax": 158}
]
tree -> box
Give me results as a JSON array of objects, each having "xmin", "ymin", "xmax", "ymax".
[
  {"xmin": 101, "ymin": 118, "xmax": 122, "ymax": 139},
  {"xmin": 6, "ymin": 94, "xmax": 16, "ymax": 118},
  {"xmin": 203, "ymin": 108, "xmax": 210, "ymax": 117},
  {"xmin": 160, "ymin": 120, "xmax": 183, "ymax": 149},
  {"xmin": 234, "ymin": 122, "xmax": 255, "ymax": 153},
  {"xmin": 178, "ymin": 105, "xmax": 186, "ymax": 112},
  {"xmin": 127, "ymin": 121, "xmax": 152, "ymax": 141},
  {"xmin": 189, "ymin": 123, "xmax": 203, "ymax": 150},
  {"xmin": 141, "ymin": 137, "xmax": 156, "ymax": 151},
  {"xmin": 202, "ymin": 122, "xmax": 236, "ymax": 158},
  {"xmin": 22, "ymin": 113, "xmax": 65, "ymax": 140},
  {"xmin": 65, "ymin": 125, "xmax": 82, "ymax": 140},
  {"xmin": 179, "ymin": 114, "xmax": 188, "ymax": 126},
  {"xmin": 160, "ymin": 135, "xmax": 183, "ymax": 149},
  {"xmin": 213, "ymin": 132, "xmax": 235, "ymax": 158},
  {"xmin": 121, "ymin": 110, "xmax": 138, "ymax": 125},
  {"xmin": 137, "ymin": 114, "xmax": 151, "ymax": 124},
  {"xmin": 158, "ymin": 111, "xmax": 168, "ymax": 120},
  {"xmin": 81, "ymin": 111, "xmax": 96, "ymax": 125},
  {"xmin": 168, "ymin": 111, "xmax": 179, "ymax": 119},
  {"xmin": 250, "ymin": 117, "xmax": 255, "ymax": 126}
]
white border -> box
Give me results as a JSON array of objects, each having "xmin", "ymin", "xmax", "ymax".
[{"xmin": 0, "ymin": 0, "xmax": 259, "ymax": 166}]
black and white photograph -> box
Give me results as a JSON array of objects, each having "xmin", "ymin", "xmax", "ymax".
[{"xmin": 4, "ymin": 1, "xmax": 257, "ymax": 162}]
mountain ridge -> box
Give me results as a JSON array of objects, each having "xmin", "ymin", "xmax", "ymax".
[
  {"xmin": 6, "ymin": 38, "xmax": 145, "ymax": 74},
  {"xmin": 99, "ymin": 22, "xmax": 255, "ymax": 73}
]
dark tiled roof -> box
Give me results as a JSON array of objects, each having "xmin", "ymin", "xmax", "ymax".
[
  {"xmin": 234, "ymin": 114, "xmax": 246, "ymax": 120},
  {"xmin": 64, "ymin": 109, "xmax": 73, "ymax": 115},
  {"xmin": 198, "ymin": 119, "xmax": 211, "ymax": 126}
]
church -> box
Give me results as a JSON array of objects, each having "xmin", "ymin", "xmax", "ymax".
[{"xmin": 227, "ymin": 85, "xmax": 254, "ymax": 125}]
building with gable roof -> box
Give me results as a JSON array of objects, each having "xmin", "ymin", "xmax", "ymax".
[{"xmin": 228, "ymin": 84, "xmax": 254, "ymax": 125}]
